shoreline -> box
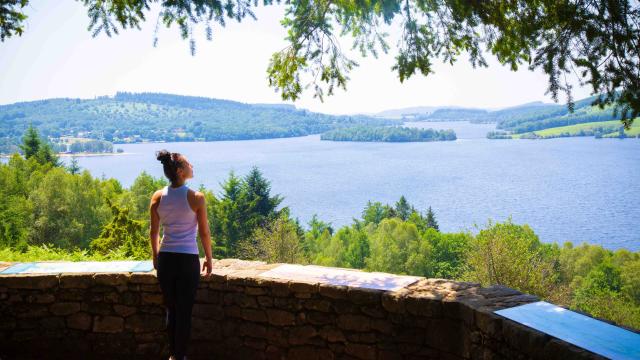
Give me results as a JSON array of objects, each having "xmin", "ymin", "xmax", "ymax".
[{"xmin": 0, "ymin": 152, "xmax": 135, "ymax": 159}]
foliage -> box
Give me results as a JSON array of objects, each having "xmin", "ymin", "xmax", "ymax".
[
  {"xmin": 209, "ymin": 168, "xmax": 285, "ymax": 258},
  {"xmin": 0, "ymin": 0, "xmax": 27, "ymax": 41},
  {"xmin": 90, "ymin": 199, "xmax": 150, "ymax": 259},
  {"xmin": 18, "ymin": 124, "xmax": 60, "ymax": 166},
  {"xmin": 3, "ymin": 1, "xmax": 639, "ymax": 126},
  {"xmin": 238, "ymin": 214, "xmax": 306, "ymax": 264},
  {"xmin": 464, "ymin": 219, "xmax": 559, "ymax": 297}
]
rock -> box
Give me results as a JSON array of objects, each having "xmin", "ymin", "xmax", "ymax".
[
  {"xmin": 124, "ymin": 313, "xmax": 164, "ymax": 332},
  {"xmin": 67, "ymin": 312, "xmax": 91, "ymax": 330},
  {"xmin": 113, "ymin": 304, "xmax": 137, "ymax": 317},
  {"xmin": 337, "ymin": 314, "xmax": 370, "ymax": 332},
  {"xmin": 318, "ymin": 284, "xmax": 348, "ymax": 300},
  {"xmin": 288, "ymin": 325, "xmax": 317, "ymax": 345},
  {"xmin": 345, "ymin": 343, "xmax": 376, "ymax": 360},
  {"xmin": 267, "ymin": 309, "xmax": 296, "ymax": 326},
  {"xmin": 50, "ymin": 302, "xmax": 81, "ymax": 316},
  {"xmin": 93, "ymin": 315, "xmax": 124, "ymax": 333}
]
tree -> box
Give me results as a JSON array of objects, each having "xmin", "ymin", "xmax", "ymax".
[
  {"xmin": 243, "ymin": 166, "xmax": 283, "ymax": 228},
  {"xmin": 19, "ymin": 124, "xmax": 40, "ymax": 159},
  {"xmin": 90, "ymin": 198, "xmax": 150, "ymax": 259},
  {"xmin": 425, "ymin": 206, "xmax": 439, "ymax": 231},
  {"xmin": 3, "ymin": 1, "xmax": 638, "ymax": 126},
  {"xmin": 238, "ymin": 214, "xmax": 306, "ymax": 264},
  {"xmin": 464, "ymin": 219, "xmax": 558, "ymax": 298},
  {"xmin": 18, "ymin": 124, "xmax": 60, "ymax": 167},
  {"xmin": 67, "ymin": 156, "xmax": 81, "ymax": 175},
  {"xmin": 394, "ymin": 196, "xmax": 411, "ymax": 221}
]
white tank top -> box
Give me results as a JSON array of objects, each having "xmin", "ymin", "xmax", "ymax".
[{"xmin": 157, "ymin": 184, "xmax": 199, "ymax": 255}]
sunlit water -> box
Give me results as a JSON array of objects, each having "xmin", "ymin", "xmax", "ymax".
[{"xmin": 12, "ymin": 121, "xmax": 639, "ymax": 251}]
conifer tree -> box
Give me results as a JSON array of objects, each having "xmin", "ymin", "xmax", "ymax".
[{"xmin": 425, "ymin": 206, "xmax": 439, "ymax": 231}]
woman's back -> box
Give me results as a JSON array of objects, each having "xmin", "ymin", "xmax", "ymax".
[{"xmin": 157, "ymin": 184, "xmax": 199, "ymax": 255}]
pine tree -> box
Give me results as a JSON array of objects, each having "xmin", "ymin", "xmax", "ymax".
[
  {"xmin": 425, "ymin": 206, "xmax": 439, "ymax": 231},
  {"xmin": 395, "ymin": 195, "xmax": 411, "ymax": 221},
  {"xmin": 67, "ymin": 156, "xmax": 81, "ymax": 175},
  {"xmin": 19, "ymin": 124, "xmax": 60, "ymax": 166},
  {"xmin": 19, "ymin": 124, "xmax": 40, "ymax": 159},
  {"xmin": 90, "ymin": 199, "xmax": 149, "ymax": 258}
]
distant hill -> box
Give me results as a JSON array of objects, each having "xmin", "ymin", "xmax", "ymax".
[
  {"xmin": 374, "ymin": 106, "xmax": 460, "ymax": 119},
  {"xmin": 0, "ymin": 92, "xmax": 397, "ymax": 153},
  {"xmin": 378, "ymin": 96, "xmax": 626, "ymax": 132}
]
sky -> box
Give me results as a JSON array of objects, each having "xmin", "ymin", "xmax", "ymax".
[{"xmin": 0, "ymin": 0, "xmax": 594, "ymax": 115}]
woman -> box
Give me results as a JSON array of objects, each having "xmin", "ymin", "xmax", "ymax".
[{"xmin": 149, "ymin": 149, "xmax": 213, "ymax": 360}]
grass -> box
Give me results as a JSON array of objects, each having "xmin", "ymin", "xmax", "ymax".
[{"xmin": 511, "ymin": 120, "xmax": 640, "ymax": 139}]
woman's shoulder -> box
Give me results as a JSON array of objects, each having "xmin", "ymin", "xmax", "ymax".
[
  {"xmin": 186, "ymin": 188, "xmax": 206, "ymax": 208},
  {"xmin": 150, "ymin": 188, "xmax": 166, "ymax": 209}
]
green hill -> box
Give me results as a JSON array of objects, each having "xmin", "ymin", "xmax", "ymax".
[
  {"xmin": 511, "ymin": 120, "xmax": 640, "ymax": 139},
  {"xmin": 0, "ymin": 92, "xmax": 397, "ymax": 153}
]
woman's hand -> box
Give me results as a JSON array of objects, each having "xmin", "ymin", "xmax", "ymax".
[
  {"xmin": 153, "ymin": 253, "xmax": 159, "ymax": 271},
  {"xmin": 201, "ymin": 257, "xmax": 212, "ymax": 276}
]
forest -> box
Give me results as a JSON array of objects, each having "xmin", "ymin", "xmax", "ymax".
[
  {"xmin": 320, "ymin": 126, "xmax": 457, "ymax": 142},
  {"xmin": 1, "ymin": 127, "xmax": 638, "ymax": 330}
]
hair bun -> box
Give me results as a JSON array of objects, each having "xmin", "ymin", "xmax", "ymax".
[{"xmin": 156, "ymin": 149, "xmax": 172, "ymax": 164}]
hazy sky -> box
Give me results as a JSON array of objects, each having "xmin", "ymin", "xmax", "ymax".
[{"xmin": 0, "ymin": 0, "xmax": 593, "ymax": 115}]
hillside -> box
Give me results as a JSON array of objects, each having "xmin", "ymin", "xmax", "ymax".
[
  {"xmin": 0, "ymin": 92, "xmax": 396, "ymax": 153},
  {"xmin": 387, "ymin": 95, "xmax": 628, "ymax": 134}
]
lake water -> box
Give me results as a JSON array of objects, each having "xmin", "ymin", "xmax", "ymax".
[{"xmin": 56, "ymin": 121, "xmax": 639, "ymax": 251}]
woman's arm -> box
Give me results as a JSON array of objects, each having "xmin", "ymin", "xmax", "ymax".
[
  {"xmin": 149, "ymin": 191, "xmax": 162, "ymax": 269},
  {"xmin": 195, "ymin": 191, "xmax": 213, "ymax": 274}
]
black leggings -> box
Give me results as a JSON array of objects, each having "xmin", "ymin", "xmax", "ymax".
[{"xmin": 157, "ymin": 251, "xmax": 200, "ymax": 359}]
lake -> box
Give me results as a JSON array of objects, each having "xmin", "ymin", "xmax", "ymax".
[{"xmin": 60, "ymin": 121, "xmax": 640, "ymax": 251}]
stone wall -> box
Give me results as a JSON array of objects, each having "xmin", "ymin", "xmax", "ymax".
[{"xmin": 0, "ymin": 259, "xmax": 603, "ymax": 360}]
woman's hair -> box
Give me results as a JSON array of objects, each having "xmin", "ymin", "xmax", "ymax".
[{"xmin": 156, "ymin": 149, "xmax": 186, "ymax": 186}]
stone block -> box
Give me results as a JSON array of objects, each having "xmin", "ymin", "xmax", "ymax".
[
  {"xmin": 195, "ymin": 288, "xmax": 220, "ymax": 303},
  {"xmin": 370, "ymin": 319, "xmax": 393, "ymax": 335},
  {"xmin": 193, "ymin": 303, "xmax": 225, "ymax": 320},
  {"xmin": 267, "ymin": 309, "xmax": 296, "ymax": 326},
  {"xmin": 246, "ymin": 286, "xmax": 267, "ymax": 296},
  {"xmin": 318, "ymin": 284, "xmax": 348, "ymax": 300},
  {"xmin": 303, "ymin": 299, "xmax": 332, "ymax": 312},
  {"xmin": 405, "ymin": 296, "xmax": 442, "ymax": 317},
  {"xmin": 242, "ymin": 308, "xmax": 267, "ymax": 323},
  {"xmin": 381, "ymin": 292, "xmax": 406, "ymax": 314},
  {"xmin": 347, "ymin": 287, "xmax": 382, "ymax": 305},
  {"xmin": 306, "ymin": 311, "xmax": 334, "ymax": 326},
  {"xmin": 50, "ymin": 302, "xmax": 81, "ymax": 316},
  {"xmin": 93, "ymin": 315, "xmax": 124, "ymax": 333},
  {"xmin": 257, "ymin": 295, "xmax": 274, "ymax": 307},
  {"xmin": 125, "ymin": 313, "xmax": 164, "ymax": 332},
  {"xmin": 0, "ymin": 274, "xmax": 59, "ymax": 289},
  {"xmin": 264, "ymin": 279, "xmax": 291, "ymax": 297},
  {"xmin": 288, "ymin": 346, "xmax": 335, "ymax": 360},
  {"xmin": 345, "ymin": 343, "xmax": 376, "ymax": 360},
  {"xmin": 141, "ymin": 292, "xmax": 163, "ymax": 305},
  {"xmin": 239, "ymin": 322, "xmax": 268, "ymax": 338},
  {"xmin": 319, "ymin": 326, "xmax": 346, "ymax": 343},
  {"xmin": 93, "ymin": 273, "xmax": 129, "ymax": 286},
  {"xmin": 288, "ymin": 325, "xmax": 318, "ymax": 345},
  {"xmin": 337, "ymin": 314, "xmax": 370, "ymax": 332},
  {"xmin": 129, "ymin": 273, "xmax": 158, "ymax": 284},
  {"xmin": 290, "ymin": 281, "xmax": 319, "ymax": 294},
  {"xmin": 40, "ymin": 316, "xmax": 65, "ymax": 329},
  {"xmin": 113, "ymin": 304, "xmax": 137, "ymax": 317}
]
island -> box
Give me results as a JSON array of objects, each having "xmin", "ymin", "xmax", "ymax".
[{"xmin": 320, "ymin": 126, "xmax": 457, "ymax": 142}]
